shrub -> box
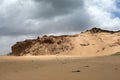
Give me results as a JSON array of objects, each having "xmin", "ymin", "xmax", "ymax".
[{"xmin": 111, "ymin": 52, "xmax": 120, "ymax": 56}]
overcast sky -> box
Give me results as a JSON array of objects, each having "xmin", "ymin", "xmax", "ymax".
[{"xmin": 0, "ymin": 0, "xmax": 120, "ymax": 55}]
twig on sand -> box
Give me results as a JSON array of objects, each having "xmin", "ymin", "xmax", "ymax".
[{"xmin": 72, "ymin": 70, "xmax": 81, "ymax": 73}]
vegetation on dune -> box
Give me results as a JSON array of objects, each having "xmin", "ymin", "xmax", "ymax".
[{"xmin": 111, "ymin": 52, "xmax": 120, "ymax": 56}]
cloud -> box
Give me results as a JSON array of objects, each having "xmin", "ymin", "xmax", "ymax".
[
  {"xmin": 85, "ymin": 0, "xmax": 120, "ymax": 30},
  {"xmin": 32, "ymin": 0, "xmax": 84, "ymax": 19},
  {"xmin": 0, "ymin": 36, "xmax": 36, "ymax": 55},
  {"xmin": 0, "ymin": 0, "xmax": 92, "ymax": 36},
  {"xmin": 0, "ymin": 0, "xmax": 120, "ymax": 55}
]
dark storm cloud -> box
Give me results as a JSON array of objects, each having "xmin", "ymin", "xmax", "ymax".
[
  {"xmin": 32, "ymin": 0, "xmax": 93, "ymax": 32},
  {"xmin": 33, "ymin": 0, "xmax": 84, "ymax": 19},
  {"xmin": 38, "ymin": 9, "xmax": 92, "ymax": 33},
  {"xmin": 0, "ymin": 0, "xmax": 92, "ymax": 36}
]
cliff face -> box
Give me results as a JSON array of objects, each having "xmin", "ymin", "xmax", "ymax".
[
  {"xmin": 10, "ymin": 28, "xmax": 120, "ymax": 56},
  {"xmin": 11, "ymin": 35, "xmax": 75, "ymax": 56}
]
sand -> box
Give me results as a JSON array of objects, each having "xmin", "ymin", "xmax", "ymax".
[
  {"xmin": 0, "ymin": 55, "xmax": 120, "ymax": 80},
  {"xmin": 11, "ymin": 29, "xmax": 120, "ymax": 56}
]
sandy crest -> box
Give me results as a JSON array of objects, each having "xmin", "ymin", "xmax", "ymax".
[{"xmin": 0, "ymin": 56, "xmax": 120, "ymax": 80}]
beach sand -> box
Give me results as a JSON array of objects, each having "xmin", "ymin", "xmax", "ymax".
[{"xmin": 0, "ymin": 56, "xmax": 120, "ymax": 80}]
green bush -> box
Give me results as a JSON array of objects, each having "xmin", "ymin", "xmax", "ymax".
[{"xmin": 111, "ymin": 52, "xmax": 120, "ymax": 56}]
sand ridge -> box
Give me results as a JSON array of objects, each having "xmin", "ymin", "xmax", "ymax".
[{"xmin": 10, "ymin": 27, "xmax": 120, "ymax": 56}]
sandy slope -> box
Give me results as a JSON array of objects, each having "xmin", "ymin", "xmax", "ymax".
[
  {"xmin": 70, "ymin": 32, "xmax": 120, "ymax": 56},
  {"xmin": 0, "ymin": 56, "xmax": 120, "ymax": 80},
  {"xmin": 11, "ymin": 28, "xmax": 120, "ymax": 56}
]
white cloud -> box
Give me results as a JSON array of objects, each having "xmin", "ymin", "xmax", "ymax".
[{"xmin": 85, "ymin": 0, "xmax": 120, "ymax": 30}]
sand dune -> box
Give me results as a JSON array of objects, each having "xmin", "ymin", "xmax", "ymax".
[
  {"xmin": 0, "ymin": 56, "xmax": 120, "ymax": 80},
  {"xmin": 1, "ymin": 28, "xmax": 120, "ymax": 80},
  {"xmin": 10, "ymin": 28, "xmax": 120, "ymax": 56}
]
